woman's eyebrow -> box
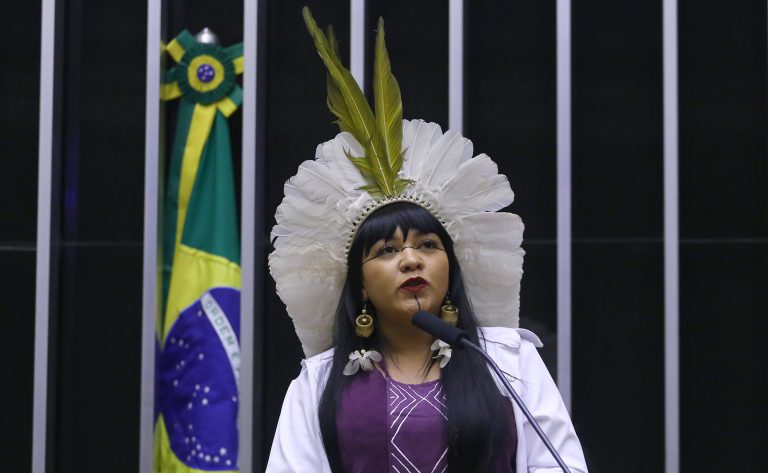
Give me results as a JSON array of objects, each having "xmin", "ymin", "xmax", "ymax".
[{"xmin": 366, "ymin": 238, "xmax": 392, "ymax": 254}]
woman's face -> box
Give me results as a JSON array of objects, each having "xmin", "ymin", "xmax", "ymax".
[{"xmin": 361, "ymin": 227, "xmax": 450, "ymax": 327}]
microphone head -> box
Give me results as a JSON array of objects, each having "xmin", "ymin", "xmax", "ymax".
[{"xmin": 411, "ymin": 310, "xmax": 468, "ymax": 347}]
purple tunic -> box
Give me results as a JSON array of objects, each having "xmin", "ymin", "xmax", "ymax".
[{"xmin": 337, "ymin": 367, "xmax": 517, "ymax": 472}]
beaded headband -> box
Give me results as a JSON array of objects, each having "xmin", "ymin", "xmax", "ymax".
[{"xmin": 345, "ymin": 194, "xmax": 447, "ymax": 257}]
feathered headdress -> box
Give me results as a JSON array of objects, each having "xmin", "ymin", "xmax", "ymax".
[{"xmin": 269, "ymin": 7, "xmax": 525, "ymax": 357}]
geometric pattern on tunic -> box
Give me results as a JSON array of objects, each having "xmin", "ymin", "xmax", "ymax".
[{"xmin": 388, "ymin": 379, "xmax": 448, "ymax": 473}]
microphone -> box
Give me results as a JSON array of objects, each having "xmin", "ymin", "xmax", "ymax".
[
  {"xmin": 411, "ymin": 310, "xmax": 572, "ymax": 472},
  {"xmin": 412, "ymin": 310, "xmax": 468, "ymax": 347}
]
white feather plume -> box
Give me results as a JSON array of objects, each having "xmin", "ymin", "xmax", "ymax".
[
  {"xmin": 439, "ymin": 154, "xmax": 515, "ymax": 217},
  {"xmin": 401, "ymin": 119, "xmax": 443, "ymax": 179}
]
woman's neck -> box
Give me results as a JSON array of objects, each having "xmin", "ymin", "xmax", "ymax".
[{"xmin": 378, "ymin": 321, "xmax": 439, "ymax": 384}]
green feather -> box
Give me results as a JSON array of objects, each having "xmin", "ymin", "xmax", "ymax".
[
  {"xmin": 327, "ymin": 79, "xmax": 355, "ymax": 134},
  {"xmin": 391, "ymin": 149, "xmax": 407, "ymax": 177},
  {"xmin": 359, "ymin": 183, "xmax": 386, "ymax": 197},
  {"xmin": 344, "ymin": 150, "xmax": 374, "ymax": 179},
  {"xmin": 302, "ymin": 7, "xmax": 409, "ymax": 197},
  {"xmin": 302, "ymin": 9, "xmax": 372, "ymax": 143},
  {"xmin": 326, "ymin": 24, "xmax": 340, "ymax": 56},
  {"xmin": 373, "ymin": 18, "xmax": 403, "ymax": 171},
  {"xmin": 324, "ymin": 26, "xmax": 355, "ymax": 134}
]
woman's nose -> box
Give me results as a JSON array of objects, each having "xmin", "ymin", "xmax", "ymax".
[{"xmin": 398, "ymin": 247, "xmax": 423, "ymax": 271}]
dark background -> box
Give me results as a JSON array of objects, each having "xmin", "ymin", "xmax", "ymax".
[{"xmin": 2, "ymin": 0, "xmax": 766, "ymax": 472}]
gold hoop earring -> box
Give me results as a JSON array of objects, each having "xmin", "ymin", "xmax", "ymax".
[
  {"xmin": 355, "ymin": 302, "xmax": 374, "ymax": 338},
  {"xmin": 440, "ymin": 298, "xmax": 459, "ymax": 326}
]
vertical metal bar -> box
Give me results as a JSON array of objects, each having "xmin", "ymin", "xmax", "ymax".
[
  {"xmin": 448, "ymin": 0, "xmax": 463, "ymax": 133},
  {"xmin": 139, "ymin": 0, "xmax": 162, "ymax": 471},
  {"xmin": 32, "ymin": 0, "xmax": 56, "ymax": 471},
  {"xmin": 663, "ymin": 0, "xmax": 680, "ymax": 471},
  {"xmin": 556, "ymin": 0, "xmax": 572, "ymax": 410},
  {"xmin": 350, "ymin": 0, "xmax": 365, "ymax": 86},
  {"xmin": 239, "ymin": 0, "xmax": 261, "ymax": 469}
]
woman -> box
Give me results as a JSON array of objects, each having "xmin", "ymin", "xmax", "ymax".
[
  {"xmin": 268, "ymin": 202, "xmax": 587, "ymax": 473},
  {"xmin": 266, "ymin": 9, "xmax": 587, "ymax": 472}
]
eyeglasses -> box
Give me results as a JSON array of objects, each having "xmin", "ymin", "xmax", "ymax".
[{"xmin": 362, "ymin": 239, "xmax": 445, "ymax": 264}]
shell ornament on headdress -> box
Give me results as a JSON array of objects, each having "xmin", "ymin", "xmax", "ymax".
[{"xmin": 269, "ymin": 7, "xmax": 525, "ymax": 357}]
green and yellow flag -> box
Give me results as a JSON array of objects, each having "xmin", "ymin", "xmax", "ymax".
[{"xmin": 155, "ymin": 30, "xmax": 242, "ymax": 473}]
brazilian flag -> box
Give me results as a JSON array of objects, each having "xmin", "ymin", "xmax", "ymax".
[{"xmin": 155, "ymin": 30, "xmax": 243, "ymax": 473}]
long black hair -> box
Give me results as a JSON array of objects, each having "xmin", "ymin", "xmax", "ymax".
[{"xmin": 318, "ymin": 202, "xmax": 515, "ymax": 472}]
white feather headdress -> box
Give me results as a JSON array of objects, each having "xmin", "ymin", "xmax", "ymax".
[{"xmin": 268, "ymin": 9, "xmax": 525, "ymax": 357}]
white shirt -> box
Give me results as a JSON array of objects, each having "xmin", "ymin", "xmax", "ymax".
[{"xmin": 267, "ymin": 327, "xmax": 588, "ymax": 473}]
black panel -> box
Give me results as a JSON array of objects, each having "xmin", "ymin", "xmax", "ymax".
[
  {"xmin": 54, "ymin": 244, "xmax": 142, "ymax": 472},
  {"xmin": 572, "ymin": 0, "xmax": 663, "ymax": 239},
  {"xmin": 262, "ymin": 0, "xmax": 350, "ymax": 463},
  {"xmin": 59, "ymin": 0, "xmax": 147, "ymax": 243},
  {"xmin": 679, "ymin": 2, "xmax": 768, "ymax": 471},
  {"xmin": 53, "ymin": 0, "xmax": 147, "ymax": 470},
  {"xmin": 680, "ymin": 243, "xmax": 768, "ymax": 471},
  {"xmin": 2, "ymin": 2, "xmax": 42, "ymax": 471},
  {"xmin": 679, "ymin": 1, "xmax": 768, "ymax": 239},
  {"xmin": 518, "ymin": 243, "xmax": 557, "ymax": 375},
  {"xmin": 571, "ymin": 3, "xmax": 664, "ymax": 470},
  {"xmin": 464, "ymin": 1, "xmax": 557, "ymax": 368},
  {"xmin": 0, "ymin": 251, "xmax": 36, "ymax": 471},
  {"xmin": 168, "ymin": 0, "xmax": 244, "ymax": 45},
  {"xmin": 366, "ymin": 0, "xmax": 449, "ymax": 127},
  {"xmin": 466, "ymin": 0, "xmax": 556, "ymax": 240},
  {"xmin": 572, "ymin": 242, "xmax": 664, "ymax": 472},
  {"xmin": 1, "ymin": 2, "xmax": 40, "ymax": 243}
]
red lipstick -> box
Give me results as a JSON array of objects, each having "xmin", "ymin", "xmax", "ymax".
[{"xmin": 400, "ymin": 277, "xmax": 428, "ymax": 293}]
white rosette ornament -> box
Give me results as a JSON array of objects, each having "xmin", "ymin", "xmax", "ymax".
[
  {"xmin": 431, "ymin": 340, "xmax": 453, "ymax": 369},
  {"xmin": 343, "ymin": 349, "xmax": 383, "ymax": 376},
  {"xmin": 269, "ymin": 9, "xmax": 525, "ymax": 357}
]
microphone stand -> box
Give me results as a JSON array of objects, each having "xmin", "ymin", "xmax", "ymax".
[
  {"xmin": 411, "ymin": 309, "xmax": 571, "ymax": 472},
  {"xmin": 458, "ymin": 338, "xmax": 572, "ymax": 473}
]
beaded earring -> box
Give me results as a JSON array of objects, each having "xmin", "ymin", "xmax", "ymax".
[
  {"xmin": 345, "ymin": 301, "xmax": 381, "ymax": 375},
  {"xmin": 355, "ymin": 301, "xmax": 374, "ymax": 338},
  {"xmin": 440, "ymin": 298, "xmax": 459, "ymax": 326}
]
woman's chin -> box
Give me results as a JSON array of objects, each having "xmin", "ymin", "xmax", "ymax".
[{"xmin": 376, "ymin": 295, "xmax": 441, "ymax": 325}]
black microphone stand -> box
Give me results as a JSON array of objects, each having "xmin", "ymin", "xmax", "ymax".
[
  {"xmin": 411, "ymin": 310, "xmax": 572, "ymax": 472},
  {"xmin": 459, "ymin": 339, "xmax": 572, "ymax": 472}
]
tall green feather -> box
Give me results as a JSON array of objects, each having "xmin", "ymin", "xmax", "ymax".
[
  {"xmin": 325, "ymin": 26, "xmax": 355, "ymax": 135},
  {"xmin": 302, "ymin": 7, "xmax": 409, "ymax": 198},
  {"xmin": 373, "ymin": 18, "xmax": 404, "ymax": 173}
]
